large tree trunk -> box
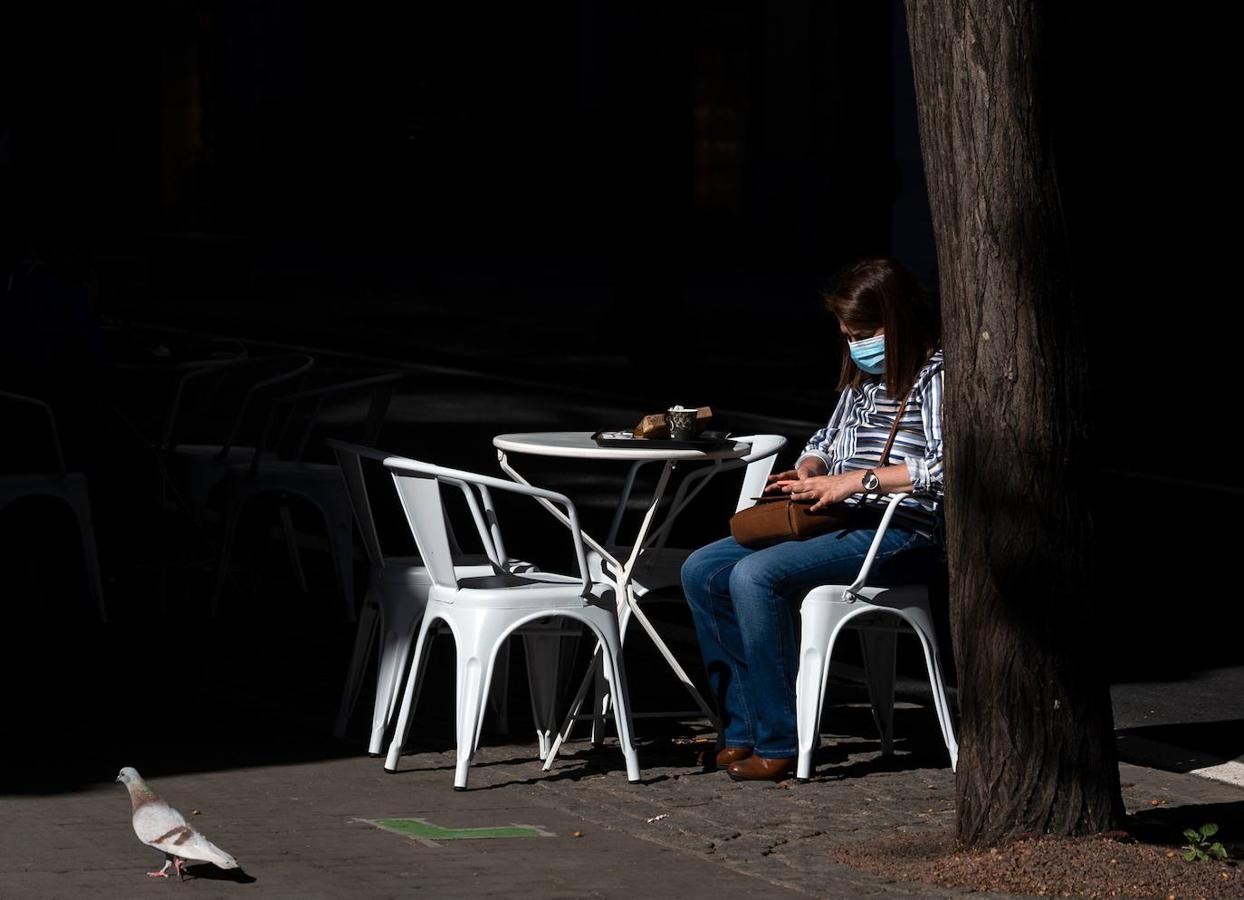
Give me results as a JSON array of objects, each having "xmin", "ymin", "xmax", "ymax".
[{"xmin": 903, "ymin": 2, "xmax": 1124, "ymax": 847}]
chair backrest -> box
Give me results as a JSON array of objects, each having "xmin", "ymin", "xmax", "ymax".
[
  {"xmin": 733, "ymin": 434, "xmax": 787, "ymax": 513},
  {"xmin": 0, "ymin": 390, "xmax": 66, "ymax": 477},
  {"xmin": 386, "ymin": 457, "xmax": 461, "ymax": 590},
  {"xmin": 328, "ymin": 440, "xmax": 390, "ymax": 568},
  {"xmin": 385, "ymin": 454, "xmax": 592, "ymax": 594},
  {"xmin": 161, "ymin": 353, "xmax": 315, "ymax": 455},
  {"xmin": 251, "ymin": 371, "xmax": 400, "ymax": 472},
  {"xmin": 329, "ymin": 439, "xmax": 491, "ymax": 571}
]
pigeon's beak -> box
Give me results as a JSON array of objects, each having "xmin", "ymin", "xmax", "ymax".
[{"xmin": 115, "ymin": 775, "xmax": 122, "ymax": 783}]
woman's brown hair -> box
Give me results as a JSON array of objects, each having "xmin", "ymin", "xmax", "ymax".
[{"xmin": 822, "ymin": 257, "xmax": 940, "ymax": 401}]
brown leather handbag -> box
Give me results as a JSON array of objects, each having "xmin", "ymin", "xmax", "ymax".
[{"xmin": 729, "ymin": 393, "xmax": 911, "ymax": 549}]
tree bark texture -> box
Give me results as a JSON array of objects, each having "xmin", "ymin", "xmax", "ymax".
[{"xmin": 903, "ymin": 1, "xmax": 1124, "ymax": 846}]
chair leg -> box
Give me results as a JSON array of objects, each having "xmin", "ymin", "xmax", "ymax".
[
  {"xmin": 369, "ymin": 622, "xmax": 402, "ymax": 754},
  {"xmin": 334, "ymin": 588, "xmax": 380, "ymax": 740},
  {"xmin": 796, "ymin": 599, "xmax": 836, "ymax": 780},
  {"xmin": 522, "ymin": 623, "xmax": 564, "ymax": 760},
  {"xmin": 904, "ymin": 605, "xmax": 960, "ymax": 770},
  {"xmin": 589, "ymin": 658, "xmax": 609, "ymax": 746},
  {"xmin": 486, "ymin": 640, "xmax": 511, "ymax": 740},
  {"xmin": 372, "ymin": 579, "xmax": 431, "ymax": 755},
  {"xmin": 384, "ymin": 615, "xmax": 437, "ymax": 773},
  {"xmin": 926, "ymin": 642, "xmax": 959, "ymax": 772},
  {"xmin": 542, "ymin": 630, "xmax": 596, "ymax": 761},
  {"xmin": 183, "ymin": 462, "xmax": 213, "ymax": 526},
  {"xmin": 558, "ymin": 627, "xmax": 583, "ymax": 706},
  {"xmin": 930, "ymin": 647, "xmax": 959, "ymax": 772},
  {"xmin": 542, "ymin": 647, "xmax": 599, "ymax": 772},
  {"xmin": 324, "ymin": 496, "xmax": 357, "ymax": 623},
  {"xmin": 158, "ymin": 564, "xmax": 169, "ymax": 618},
  {"xmin": 279, "ymin": 501, "xmax": 309, "ymax": 594},
  {"xmin": 859, "ymin": 626, "xmax": 898, "ymax": 757},
  {"xmin": 581, "ymin": 606, "xmax": 639, "ymax": 783},
  {"xmin": 604, "ymin": 657, "xmax": 640, "ymax": 784},
  {"xmin": 209, "ymin": 493, "xmax": 245, "ymax": 618},
  {"xmin": 451, "ymin": 611, "xmax": 509, "ymax": 790},
  {"xmin": 66, "ymin": 481, "xmax": 106, "ymax": 623}
]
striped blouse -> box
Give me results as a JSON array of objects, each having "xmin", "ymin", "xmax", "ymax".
[{"xmin": 795, "ymin": 348, "xmax": 944, "ymax": 541}]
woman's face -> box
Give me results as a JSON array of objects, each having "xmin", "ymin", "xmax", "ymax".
[{"xmin": 838, "ymin": 319, "xmax": 884, "ymax": 343}]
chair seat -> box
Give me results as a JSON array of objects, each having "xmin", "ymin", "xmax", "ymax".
[
  {"xmin": 627, "ymin": 547, "xmax": 692, "ymax": 594},
  {"xmin": 796, "ymin": 582, "xmax": 958, "ymax": 780},
  {"xmin": 435, "ymin": 575, "xmax": 611, "ymax": 610},
  {"xmin": 173, "ymin": 444, "xmax": 255, "ymax": 462},
  {"xmin": 805, "ymin": 583, "xmax": 929, "ymax": 608},
  {"xmin": 225, "ymin": 459, "xmax": 343, "ymax": 480},
  {"xmin": 0, "ymin": 471, "xmax": 89, "ymax": 499},
  {"xmin": 0, "ymin": 471, "xmax": 88, "ymax": 484},
  {"xmin": 373, "ymin": 556, "xmax": 537, "ymax": 588}
]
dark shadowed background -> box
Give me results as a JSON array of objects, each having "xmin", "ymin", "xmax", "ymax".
[{"xmin": 0, "ymin": 1, "xmax": 1237, "ymax": 788}]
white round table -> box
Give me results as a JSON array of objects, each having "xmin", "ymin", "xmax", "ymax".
[
  {"xmin": 492, "ymin": 430, "xmax": 756, "ymax": 762},
  {"xmin": 492, "ymin": 431, "xmax": 752, "ymax": 462}
]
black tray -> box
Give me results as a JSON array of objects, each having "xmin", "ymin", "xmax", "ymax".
[{"xmin": 591, "ymin": 430, "xmax": 733, "ymax": 451}]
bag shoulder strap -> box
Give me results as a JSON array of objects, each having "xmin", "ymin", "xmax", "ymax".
[{"xmin": 877, "ymin": 390, "xmax": 913, "ymax": 467}]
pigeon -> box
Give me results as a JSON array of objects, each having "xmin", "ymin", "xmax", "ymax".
[{"xmin": 115, "ymin": 767, "xmax": 239, "ymax": 880}]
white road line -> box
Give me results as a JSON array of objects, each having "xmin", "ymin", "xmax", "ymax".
[
  {"xmin": 1116, "ymin": 734, "xmax": 1244, "ymax": 788},
  {"xmin": 1189, "ymin": 756, "xmax": 1244, "ymax": 788}
]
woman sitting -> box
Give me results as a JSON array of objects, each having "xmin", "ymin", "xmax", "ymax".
[{"xmin": 682, "ymin": 257, "xmax": 945, "ymax": 781}]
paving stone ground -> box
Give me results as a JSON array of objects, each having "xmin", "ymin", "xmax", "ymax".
[
  {"xmin": 0, "ymin": 738, "xmax": 960, "ymax": 899},
  {"xmin": 4, "ymin": 725, "xmax": 1241, "ymax": 900}
]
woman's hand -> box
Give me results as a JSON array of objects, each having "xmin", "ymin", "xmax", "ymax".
[
  {"xmin": 764, "ymin": 459, "xmax": 827, "ymax": 494},
  {"xmin": 770, "ymin": 473, "xmax": 861, "ymax": 511}
]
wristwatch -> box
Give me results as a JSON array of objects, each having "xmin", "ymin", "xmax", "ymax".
[{"xmin": 860, "ymin": 469, "xmax": 880, "ymax": 492}]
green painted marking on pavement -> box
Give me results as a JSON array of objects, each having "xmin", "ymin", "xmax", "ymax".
[{"xmin": 369, "ymin": 818, "xmax": 552, "ymax": 841}]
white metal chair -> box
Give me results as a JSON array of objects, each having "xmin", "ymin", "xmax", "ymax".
[
  {"xmin": 382, "ymin": 455, "xmax": 640, "ymax": 790},
  {"xmin": 0, "ymin": 391, "xmax": 106, "ymax": 622},
  {"xmin": 160, "ymin": 354, "xmax": 315, "ymax": 524},
  {"xmin": 795, "ymin": 492, "xmax": 958, "ymax": 781},
  {"xmin": 209, "ymin": 373, "xmax": 400, "ymax": 620},
  {"xmin": 328, "ymin": 440, "xmax": 560, "ymax": 757},
  {"xmin": 149, "ymin": 354, "xmax": 314, "ymax": 612}
]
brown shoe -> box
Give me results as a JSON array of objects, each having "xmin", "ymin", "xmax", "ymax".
[
  {"xmin": 715, "ymin": 747, "xmax": 753, "ymax": 768},
  {"xmin": 726, "ymin": 754, "xmax": 796, "ymax": 782}
]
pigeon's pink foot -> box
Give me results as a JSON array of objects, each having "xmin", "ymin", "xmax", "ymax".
[
  {"xmin": 147, "ymin": 870, "xmax": 171, "ymax": 878},
  {"xmin": 174, "ymin": 857, "xmax": 187, "ymax": 880}
]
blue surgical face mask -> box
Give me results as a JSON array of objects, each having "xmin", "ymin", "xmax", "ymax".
[{"xmin": 848, "ymin": 332, "xmax": 886, "ymax": 374}]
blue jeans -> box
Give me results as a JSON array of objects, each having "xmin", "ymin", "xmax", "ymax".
[{"xmin": 681, "ymin": 525, "xmax": 936, "ymax": 758}]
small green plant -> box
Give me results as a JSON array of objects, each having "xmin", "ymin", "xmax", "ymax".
[{"xmin": 1181, "ymin": 823, "xmax": 1227, "ymax": 862}]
